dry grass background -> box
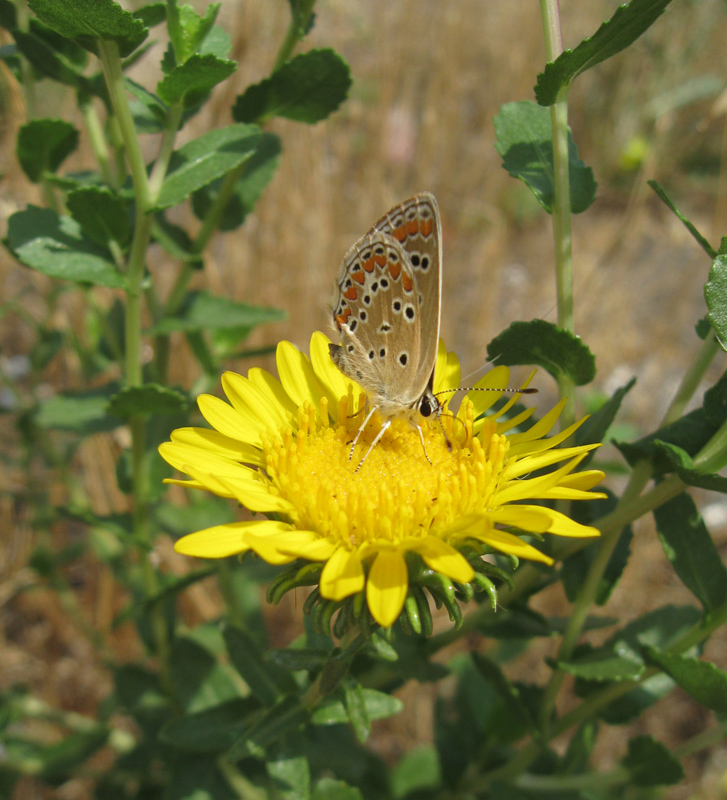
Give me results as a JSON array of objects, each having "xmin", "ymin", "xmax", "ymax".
[{"xmin": 2, "ymin": 0, "xmax": 727, "ymax": 797}]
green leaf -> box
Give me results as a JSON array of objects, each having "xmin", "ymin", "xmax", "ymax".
[
  {"xmin": 576, "ymin": 378, "xmax": 636, "ymax": 454},
  {"xmin": 535, "ymin": 0, "xmax": 675, "ymax": 106},
  {"xmin": 132, "ymin": 4, "xmax": 166, "ymax": 28},
  {"xmin": 312, "ymin": 779, "xmax": 363, "ymax": 800},
  {"xmin": 561, "ymin": 719, "xmax": 599, "ymax": 773},
  {"xmin": 157, "ymin": 53, "xmax": 236, "ymax": 109},
  {"xmin": 471, "ymin": 653, "xmax": 535, "ymax": 728},
  {"xmin": 494, "ymin": 101, "xmax": 597, "ymax": 214},
  {"xmin": 311, "ymin": 689, "xmax": 402, "ymax": 726},
  {"xmin": 166, "ymin": 755, "xmax": 236, "ymax": 800},
  {"xmin": 653, "ymin": 492, "xmax": 727, "ymax": 612},
  {"xmin": 233, "ymin": 48, "xmax": 351, "ymax": 124},
  {"xmin": 153, "ymin": 123, "xmax": 261, "ymax": 210},
  {"xmin": 28, "ymin": 0, "xmax": 148, "ymax": 58},
  {"xmin": 267, "ymin": 745, "xmax": 311, "ymax": 800},
  {"xmin": 555, "ymin": 646, "xmax": 645, "ymax": 682},
  {"xmin": 16, "ymin": 119, "xmax": 78, "ymax": 183},
  {"xmin": 223, "ymin": 625, "xmax": 295, "ymax": 706},
  {"xmin": 228, "ymin": 695, "xmax": 310, "ymax": 760},
  {"xmin": 390, "ymin": 746, "xmax": 441, "ymax": 799},
  {"xmin": 643, "ymin": 648, "xmax": 727, "ymax": 713},
  {"xmin": 170, "ymin": 636, "xmax": 243, "ymax": 713},
  {"xmin": 148, "ymin": 290, "xmax": 286, "ymax": 335},
  {"xmin": 168, "ymin": 1, "xmax": 219, "ymax": 64},
  {"xmin": 615, "ymin": 407, "xmax": 717, "ymax": 474},
  {"xmin": 158, "ymin": 697, "xmax": 257, "ymax": 752},
  {"xmin": 6, "ymin": 206, "xmax": 126, "ymax": 288},
  {"xmin": 266, "ymin": 647, "xmax": 331, "ymax": 672},
  {"xmin": 66, "ymin": 186, "xmax": 130, "ymax": 249},
  {"xmin": 706, "ymin": 253, "xmax": 727, "ymax": 351},
  {"xmin": 649, "ymin": 181, "xmax": 716, "ymax": 259},
  {"xmin": 704, "ymin": 369, "xmax": 727, "ymax": 426},
  {"xmin": 653, "ymin": 440, "xmax": 727, "ymax": 493},
  {"xmin": 622, "ymin": 734, "xmax": 684, "ymax": 787},
  {"xmin": 35, "ymin": 386, "xmax": 120, "ymax": 434},
  {"xmin": 342, "ymin": 678, "xmax": 370, "ymax": 743},
  {"xmin": 125, "ymin": 77, "xmax": 167, "ymax": 132},
  {"xmin": 192, "ymin": 132, "xmax": 282, "ymax": 231},
  {"xmin": 107, "ymin": 385, "xmax": 189, "ymax": 419},
  {"xmin": 13, "ymin": 30, "xmax": 93, "ymax": 92},
  {"xmin": 487, "ymin": 319, "xmax": 596, "ymax": 386},
  {"xmin": 563, "ymin": 491, "xmax": 633, "ymax": 606}
]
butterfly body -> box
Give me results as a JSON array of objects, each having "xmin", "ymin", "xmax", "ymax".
[{"xmin": 330, "ymin": 193, "xmax": 443, "ymax": 468}]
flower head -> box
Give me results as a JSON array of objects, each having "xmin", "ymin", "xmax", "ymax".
[{"xmin": 160, "ymin": 333, "xmax": 604, "ymax": 628}]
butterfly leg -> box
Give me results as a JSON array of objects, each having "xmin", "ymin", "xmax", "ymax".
[
  {"xmin": 349, "ymin": 405, "xmax": 378, "ymax": 461},
  {"xmin": 354, "ymin": 418, "xmax": 392, "ymax": 473},
  {"xmin": 415, "ymin": 424, "xmax": 432, "ymax": 465}
]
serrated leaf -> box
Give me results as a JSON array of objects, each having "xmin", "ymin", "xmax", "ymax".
[
  {"xmin": 311, "ymin": 689, "xmax": 403, "ymax": 726},
  {"xmin": 66, "ymin": 186, "xmax": 130, "ymax": 250},
  {"xmin": 233, "ymin": 48, "xmax": 351, "ymax": 125},
  {"xmin": 649, "ymin": 180, "xmax": 716, "ymax": 259},
  {"xmin": 494, "ymin": 101, "xmax": 597, "ymax": 214},
  {"xmin": 157, "ymin": 52, "xmax": 236, "ymax": 109},
  {"xmin": 148, "ymin": 290, "xmax": 286, "ymax": 335},
  {"xmin": 107, "ymin": 385, "xmax": 189, "ymax": 419},
  {"xmin": 653, "ymin": 492, "xmax": 727, "ymax": 612},
  {"xmin": 535, "ymin": 0, "xmax": 674, "ymax": 106},
  {"xmin": 28, "ymin": 0, "xmax": 148, "ymax": 58},
  {"xmin": 643, "ymin": 648, "xmax": 727, "ymax": 713},
  {"xmin": 16, "ymin": 119, "xmax": 78, "ymax": 183},
  {"xmin": 487, "ymin": 319, "xmax": 596, "ymax": 385},
  {"xmin": 167, "ymin": 1, "xmax": 219, "ymax": 65},
  {"xmin": 199, "ymin": 25, "xmax": 230, "ymax": 59},
  {"xmin": 132, "ymin": 4, "xmax": 166, "ymax": 28},
  {"xmin": 6, "ymin": 206, "xmax": 125, "ymax": 288},
  {"xmin": 153, "ymin": 124, "xmax": 261, "ymax": 210},
  {"xmin": 158, "ymin": 697, "xmax": 256, "ymax": 752},
  {"xmin": 555, "ymin": 647, "xmax": 645, "ymax": 681},
  {"xmin": 622, "ymin": 734, "xmax": 684, "ymax": 787},
  {"xmin": 706, "ymin": 254, "xmax": 727, "ymax": 351},
  {"xmin": 35, "ymin": 386, "xmax": 120, "ymax": 434},
  {"xmin": 192, "ymin": 132, "xmax": 281, "ymax": 231}
]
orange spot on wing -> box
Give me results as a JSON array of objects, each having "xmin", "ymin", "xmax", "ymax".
[
  {"xmin": 344, "ymin": 286, "xmax": 357, "ymax": 300},
  {"xmin": 352, "ymin": 270, "xmax": 365, "ymax": 284},
  {"xmin": 407, "ymin": 219, "xmax": 419, "ymax": 235},
  {"xmin": 402, "ymin": 273, "xmax": 414, "ymax": 292},
  {"xmin": 363, "ymin": 257, "xmax": 375, "ymax": 272},
  {"xmin": 335, "ymin": 308, "xmax": 351, "ymax": 329},
  {"xmin": 420, "ymin": 219, "xmax": 433, "ymax": 237},
  {"xmin": 393, "ymin": 225, "xmax": 407, "ymax": 242},
  {"xmin": 389, "ymin": 261, "xmax": 402, "ymax": 280},
  {"xmin": 374, "ymin": 253, "xmax": 387, "ymax": 267}
]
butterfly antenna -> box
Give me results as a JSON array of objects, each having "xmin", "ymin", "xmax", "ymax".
[{"xmin": 434, "ymin": 385, "xmax": 538, "ymax": 399}]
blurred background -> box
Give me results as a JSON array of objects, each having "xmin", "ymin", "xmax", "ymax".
[{"xmin": 2, "ymin": 0, "xmax": 727, "ymax": 797}]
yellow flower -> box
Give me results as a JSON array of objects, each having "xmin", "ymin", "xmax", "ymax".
[{"xmin": 160, "ymin": 333, "xmax": 604, "ymax": 629}]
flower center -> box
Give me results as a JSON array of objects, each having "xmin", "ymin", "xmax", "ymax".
[{"xmin": 262, "ymin": 397, "xmax": 509, "ymax": 549}]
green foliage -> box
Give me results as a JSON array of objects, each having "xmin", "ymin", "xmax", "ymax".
[
  {"xmin": 494, "ymin": 101, "xmax": 597, "ymax": 214},
  {"xmin": 1, "ymin": 1, "xmax": 725, "ymax": 799}
]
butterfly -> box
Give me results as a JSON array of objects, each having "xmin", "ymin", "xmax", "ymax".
[{"xmin": 329, "ymin": 193, "xmax": 444, "ymax": 470}]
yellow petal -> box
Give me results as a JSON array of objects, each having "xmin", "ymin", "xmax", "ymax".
[
  {"xmin": 542, "ymin": 487, "xmax": 608, "ymax": 501},
  {"xmin": 466, "ymin": 366, "xmax": 511, "ymax": 416},
  {"xmin": 493, "ymin": 406, "xmax": 535, "ymax": 436},
  {"xmin": 506, "ymin": 398, "xmax": 566, "ymax": 445},
  {"xmin": 367, "ymin": 550, "xmax": 409, "ymax": 628},
  {"xmin": 320, "ymin": 546, "xmax": 365, "ymax": 601},
  {"xmin": 490, "ymin": 505, "xmax": 552, "ymax": 533},
  {"xmin": 532, "ymin": 506, "xmax": 601, "ymax": 538},
  {"xmin": 274, "ymin": 531, "xmax": 337, "ymax": 561},
  {"xmin": 310, "ymin": 331, "xmax": 362, "ymax": 403},
  {"xmin": 478, "ymin": 528, "xmax": 554, "ymax": 564},
  {"xmin": 174, "ymin": 520, "xmax": 292, "ymax": 559},
  {"xmin": 559, "ymin": 470, "xmax": 606, "ymax": 490},
  {"xmin": 159, "ymin": 442, "xmax": 264, "ymax": 479},
  {"xmin": 197, "ymin": 394, "xmax": 263, "ymax": 445},
  {"xmin": 244, "ymin": 531, "xmax": 299, "ymax": 564},
  {"xmin": 411, "ymin": 535, "xmax": 474, "ymax": 583},
  {"xmin": 247, "ymin": 367, "xmax": 298, "ymax": 418},
  {"xmin": 508, "ymin": 416, "xmax": 589, "ymax": 457},
  {"xmin": 502, "ymin": 447, "xmax": 594, "ymax": 483},
  {"xmin": 215, "ymin": 474, "xmax": 295, "ymax": 515},
  {"xmin": 433, "ymin": 339, "xmax": 461, "ymax": 396},
  {"xmin": 222, "ymin": 371, "xmax": 289, "ymax": 431},
  {"xmin": 169, "ymin": 427, "xmax": 264, "ymax": 466},
  {"xmin": 276, "ymin": 340, "xmax": 331, "ymax": 415}
]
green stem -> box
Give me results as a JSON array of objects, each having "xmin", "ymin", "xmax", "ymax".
[
  {"xmin": 148, "ymin": 104, "xmax": 184, "ymax": 202},
  {"xmin": 661, "ymin": 329, "xmax": 720, "ymax": 427},
  {"xmin": 273, "ymin": 0, "xmax": 316, "ymax": 72},
  {"xmin": 80, "ymin": 96, "xmax": 117, "ymax": 190}
]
